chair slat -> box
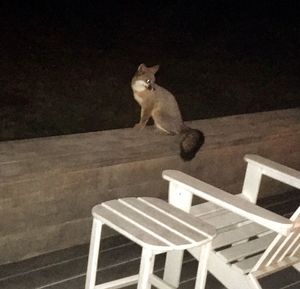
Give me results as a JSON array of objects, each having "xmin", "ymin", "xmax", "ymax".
[
  {"xmin": 291, "ymin": 241, "xmax": 300, "ymax": 257},
  {"xmin": 140, "ymin": 197, "xmax": 215, "ymax": 238},
  {"xmin": 253, "ymin": 256, "xmax": 300, "ymax": 278},
  {"xmin": 252, "ymin": 234, "xmax": 284, "ymax": 271},
  {"xmin": 198, "ymin": 210, "xmax": 247, "ymax": 231},
  {"xmin": 213, "ymin": 222, "xmax": 270, "ymax": 249},
  {"xmin": 232, "ymin": 254, "xmax": 262, "ymax": 274},
  {"xmin": 270, "ymin": 231, "xmax": 300, "ymax": 264},
  {"xmin": 190, "ymin": 202, "xmax": 224, "ymax": 216},
  {"xmin": 258, "ymin": 232, "xmax": 300, "ymax": 269},
  {"xmin": 103, "ymin": 200, "xmax": 188, "ymax": 246},
  {"xmin": 252, "ymin": 208, "xmax": 300, "ymax": 273},
  {"xmin": 92, "ymin": 206, "xmax": 168, "ymax": 248},
  {"xmin": 120, "ymin": 198, "xmax": 206, "ymax": 242},
  {"xmin": 217, "ymin": 232, "xmax": 276, "ymax": 263}
]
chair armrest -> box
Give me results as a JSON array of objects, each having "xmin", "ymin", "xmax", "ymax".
[
  {"xmin": 163, "ymin": 170, "xmax": 293, "ymax": 236},
  {"xmin": 244, "ymin": 154, "xmax": 300, "ymax": 189}
]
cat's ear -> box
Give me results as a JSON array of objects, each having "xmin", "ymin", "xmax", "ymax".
[
  {"xmin": 137, "ymin": 63, "xmax": 147, "ymax": 73},
  {"xmin": 149, "ymin": 64, "xmax": 160, "ymax": 74}
]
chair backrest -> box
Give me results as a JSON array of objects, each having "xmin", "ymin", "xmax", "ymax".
[
  {"xmin": 251, "ymin": 206, "xmax": 300, "ymax": 278},
  {"xmin": 241, "ymin": 154, "xmax": 300, "ymax": 204},
  {"xmin": 241, "ymin": 155, "xmax": 300, "ymax": 277}
]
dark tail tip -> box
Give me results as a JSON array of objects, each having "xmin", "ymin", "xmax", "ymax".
[{"xmin": 180, "ymin": 129, "xmax": 205, "ymax": 161}]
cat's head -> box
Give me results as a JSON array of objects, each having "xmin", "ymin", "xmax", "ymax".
[{"xmin": 131, "ymin": 63, "xmax": 160, "ymax": 91}]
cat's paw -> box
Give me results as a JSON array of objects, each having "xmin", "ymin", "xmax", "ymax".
[{"xmin": 133, "ymin": 123, "xmax": 145, "ymax": 130}]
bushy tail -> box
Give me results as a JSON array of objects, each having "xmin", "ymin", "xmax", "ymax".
[{"xmin": 180, "ymin": 128, "xmax": 205, "ymax": 161}]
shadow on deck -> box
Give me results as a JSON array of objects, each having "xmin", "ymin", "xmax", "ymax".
[{"xmin": 0, "ymin": 191, "xmax": 299, "ymax": 289}]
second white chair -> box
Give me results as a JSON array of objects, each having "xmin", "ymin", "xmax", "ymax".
[{"xmin": 163, "ymin": 154, "xmax": 300, "ymax": 289}]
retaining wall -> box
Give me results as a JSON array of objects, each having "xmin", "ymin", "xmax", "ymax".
[{"xmin": 0, "ymin": 108, "xmax": 299, "ymax": 264}]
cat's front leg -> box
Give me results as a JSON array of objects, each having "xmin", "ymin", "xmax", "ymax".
[{"xmin": 134, "ymin": 107, "xmax": 151, "ymax": 130}]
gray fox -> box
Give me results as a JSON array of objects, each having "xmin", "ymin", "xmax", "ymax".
[{"xmin": 131, "ymin": 63, "xmax": 204, "ymax": 161}]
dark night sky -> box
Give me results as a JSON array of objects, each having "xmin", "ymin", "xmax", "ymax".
[
  {"xmin": 1, "ymin": 1, "xmax": 298, "ymax": 59},
  {"xmin": 0, "ymin": 0, "xmax": 299, "ymax": 140}
]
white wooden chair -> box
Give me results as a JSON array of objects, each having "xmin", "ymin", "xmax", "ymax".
[{"xmin": 162, "ymin": 154, "xmax": 300, "ymax": 289}]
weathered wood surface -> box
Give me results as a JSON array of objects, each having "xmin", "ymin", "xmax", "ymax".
[{"xmin": 0, "ymin": 108, "xmax": 299, "ymax": 264}]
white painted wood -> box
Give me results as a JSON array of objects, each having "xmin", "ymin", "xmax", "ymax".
[
  {"xmin": 266, "ymin": 232, "xmax": 295, "ymax": 266},
  {"xmin": 217, "ymin": 233, "xmax": 276, "ymax": 263},
  {"xmin": 92, "ymin": 205, "xmax": 167, "ymax": 249},
  {"xmin": 88, "ymin": 197, "xmax": 214, "ymax": 289},
  {"xmin": 280, "ymin": 232, "xmax": 300, "ymax": 261},
  {"xmin": 293, "ymin": 262, "xmax": 300, "ymax": 272},
  {"xmin": 163, "ymin": 170, "xmax": 293, "ymax": 235},
  {"xmin": 150, "ymin": 275, "xmax": 177, "ymax": 289},
  {"xmin": 94, "ymin": 275, "xmax": 139, "ymax": 289},
  {"xmin": 291, "ymin": 241, "xmax": 300, "ymax": 257},
  {"xmin": 252, "ymin": 206, "xmax": 300, "ymax": 273},
  {"xmin": 163, "ymin": 250, "xmax": 184, "ymax": 287},
  {"xmin": 140, "ymin": 197, "xmax": 215, "ymax": 238},
  {"xmin": 137, "ymin": 248, "xmax": 155, "ymax": 289},
  {"xmin": 247, "ymin": 274, "xmax": 263, "ymax": 289},
  {"xmin": 286, "ymin": 207, "xmax": 300, "ymax": 259},
  {"xmin": 241, "ymin": 163, "xmax": 262, "ymax": 204},
  {"xmin": 168, "ymin": 181, "xmax": 193, "ymax": 213},
  {"xmin": 253, "ymin": 256, "xmax": 300, "ymax": 278},
  {"xmin": 85, "ymin": 219, "xmax": 103, "ymax": 289},
  {"xmin": 190, "ymin": 203, "xmax": 223, "ymax": 217},
  {"xmin": 163, "ymin": 154, "xmax": 300, "ymax": 289},
  {"xmin": 121, "ymin": 198, "xmax": 207, "ymax": 242},
  {"xmin": 94, "ymin": 198, "xmax": 214, "ymax": 250},
  {"xmin": 208, "ymin": 251, "xmax": 254, "ymax": 289},
  {"xmin": 252, "ymin": 233, "xmax": 283, "ymax": 271},
  {"xmin": 244, "ymin": 154, "xmax": 300, "ymax": 189},
  {"xmin": 195, "ymin": 242, "xmax": 211, "ymax": 289},
  {"xmin": 164, "ymin": 180, "xmax": 192, "ymax": 287},
  {"xmin": 103, "ymin": 200, "xmax": 189, "ymax": 246},
  {"xmin": 164, "ymin": 176, "xmax": 211, "ymax": 288},
  {"xmin": 232, "ymin": 254, "xmax": 262, "ymax": 274},
  {"xmin": 189, "ymin": 201, "xmax": 223, "ymax": 216},
  {"xmin": 212, "ymin": 222, "xmax": 269, "ymax": 249},
  {"xmin": 195, "ymin": 209, "xmax": 247, "ymax": 231}
]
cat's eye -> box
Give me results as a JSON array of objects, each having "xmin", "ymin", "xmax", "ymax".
[{"xmin": 146, "ymin": 79, "xmax": 151, "ymax": 84}]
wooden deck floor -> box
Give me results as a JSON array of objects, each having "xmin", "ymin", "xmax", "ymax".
[{"xmin": 0, "ymin": 191, "xmax": 299, "ymax": 289}]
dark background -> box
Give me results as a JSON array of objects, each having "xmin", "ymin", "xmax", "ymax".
[{"xmin": 1, "ymin": 0, "xmax": 299, "ymax": 140}]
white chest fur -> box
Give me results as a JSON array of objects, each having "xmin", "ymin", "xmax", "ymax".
[
  {"xmin": 132, "ymin": 80, "xmax": 147, "ymax": 105},
  {"xmin": 132, "ymin": 80, "xmax": 147, "ymax": 92},
  {"xmin": 133, "ymin": 92, "xmax": 143, "ymax": 105}
]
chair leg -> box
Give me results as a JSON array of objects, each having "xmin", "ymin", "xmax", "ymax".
[
  {"xmin": 163, "ymin": 250, "xmax": 184, "ymax": 287},
  {"xmin": 164, "ymin": 179, "xmax": 192, "ymax": 287},
  {"xmin": 247, "ymin": 274, "xmax": 263, "ymax": 289},
  {"xmin": 137, "ymin": 248, "xmax": 155, "ymax": 289},
  {"xmin": 194, "ymin": 242, "xmax": 211, "ymax": 289},
  {"xmin": 293, "ymin": 262, "xmax": 300, "ymax": 272},
  {"xmin": 85, "ymin": 219, "xmax": 103, "ymax": 289}
]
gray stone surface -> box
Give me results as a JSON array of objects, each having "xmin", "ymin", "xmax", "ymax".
[{"xmin": 0, "ymin": 108, "xmax": 299, "ymax": 264}]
